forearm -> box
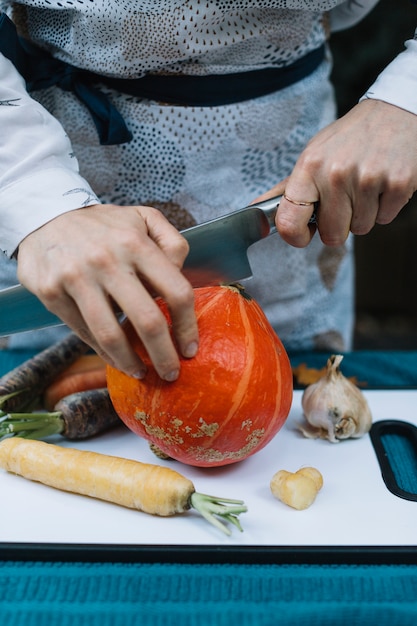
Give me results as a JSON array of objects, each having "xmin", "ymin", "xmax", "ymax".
[{"xmin": 0, "ymin": 53, "xmax": 99, "ymax": 257}]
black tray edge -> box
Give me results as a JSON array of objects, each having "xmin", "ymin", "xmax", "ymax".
[
  {"xmin": 2, "ymin": 543, "xmax": 417, "ymax": 565},
  {"xmin": 370, "ymin": 419, "xmax": 417, "ymax": 501}
]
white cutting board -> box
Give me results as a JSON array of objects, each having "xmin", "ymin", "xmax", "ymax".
[{"xmin": 1, "ymin": 390, "xmax": 416, "ymax": 547}]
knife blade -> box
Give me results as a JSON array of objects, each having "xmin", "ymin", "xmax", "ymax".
[{"xmin": 0, "ymin": 194, "xmax": 307, "ymax": 335}]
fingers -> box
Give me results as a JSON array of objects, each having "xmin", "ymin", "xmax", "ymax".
[
  {"xmin": 39, "ymin": 290, "xmax": 148, "ymax": 378},
  {"xmin": 276, "ymin": 166, "xmax": 411, "ymax": 248},
  {"xmin": 69, "ymin": 245, "xmax": 197, "ymax": 381},
  {"xmin": 275, "ymin": 172, "xmax": 320, "ymax": 247},
  {"xmin": 32, "ymin": 256, "xmax": 197, "ymax": 382},
  {"xmin": 23, "ymin": 265, "xmax": 152, "ymax": 379},
  {"xmin": 279, "ymin": 184, "xmax": 410, "ymax": 247},
  {"xmin": 17, "ymin": 204, "xmax": 199, "ymax": 381},
  {"xmin": 250, "ymin": 179, "xmax": 318, "ymax": 247},
  {"xmin": 376, "ymin": 183, "xmax": 414, "ymax": 226},
  {"xmin": 278, "ymin": 194, "xmax": 319, "ymax": 248},
  {"xmin": 140, "ymin": 207, "xmax": 200, "ymax": 359},
  {"xmin": 110, "ymin": 241, "xmax": 198, "ymax": 381},
  {"xmin": 275, "ymin": 100, "xmax": 417, "ymax": 247}
]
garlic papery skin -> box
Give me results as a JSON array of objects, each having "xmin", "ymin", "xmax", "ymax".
[{"xmin": 299, "ymin": 354, "xmax": 372, "ymax": 443}]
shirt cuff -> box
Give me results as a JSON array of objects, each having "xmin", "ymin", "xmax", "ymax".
[
  {"xmin": 0, "ymin": 168, "xmax": 100, "ymax": 257},
  {"xmin": 360, "ymin": 38, "xmax": 417, "ymax": 116}
]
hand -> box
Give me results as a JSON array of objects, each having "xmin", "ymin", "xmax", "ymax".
[
  {"xmin": 17, "ymin": 204, "xmax": 199, "ymax": 381},
  {"xmin": 261, "ymin": 99, "xmax": 417, "ymax": 247}
]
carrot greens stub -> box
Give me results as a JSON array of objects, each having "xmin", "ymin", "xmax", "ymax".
[
  {"xmin": 0, "ymin": 438, "xmax": 247, "ymax": 535},
  {"xmin": 0, "ymin": 388, "xmax": 121, "ymax": 441}
]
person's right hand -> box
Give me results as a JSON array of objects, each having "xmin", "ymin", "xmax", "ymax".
[
  {"xmin": 16, "ymin": 203, "xmax": 199, "ymax": 381},
  {"xmin": 254, "ymin": 99, "xmax": 417, "ymax": 248},
  {"xmin": 281, "ymin": 99, "xmax": 417, "ymax": 247}
]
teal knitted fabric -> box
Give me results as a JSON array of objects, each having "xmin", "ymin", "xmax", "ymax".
[
  {"xmin": 381, "ymin": 432, "xmax": 417, "ymax": 493},
  {"xmin": 2, "ymin": 349, "xmax": 417, "ymax": 387},
  {"xmin": 290, "ymin": 350, "xmax": 417, "ymax": 388},
  {"xmin": 1, "ymin": 562, "xmax": 417, "ymax": 626}
]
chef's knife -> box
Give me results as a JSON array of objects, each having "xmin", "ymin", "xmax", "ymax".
[{"xmin": 0, "ymin": 194, "xmax": 315, "ymax": 335}]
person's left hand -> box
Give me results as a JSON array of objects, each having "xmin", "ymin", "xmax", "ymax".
[{"xmin": 255, "ymin": 99, "xmax": 417, "ymax": 248}]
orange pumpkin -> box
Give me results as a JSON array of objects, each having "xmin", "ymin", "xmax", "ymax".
[{"xmin": 107, "ymin": 285, "xmax": 293, "ymax": 467}]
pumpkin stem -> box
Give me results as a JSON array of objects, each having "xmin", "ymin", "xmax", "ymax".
[
  {"xmin": 224, "ymin": 283, "xmax": 253, "ymax": 301},
  {"xmin": 190, "ymin": 492, "xmax": 248, "ymax": 535}
]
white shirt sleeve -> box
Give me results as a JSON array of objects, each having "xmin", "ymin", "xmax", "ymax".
[
  {"xmin": 0, "ymin": 53, "xmax": 100, "ymax": 258},
  {"xmin": 360, "ymin": 33, "xmax": 417, "ymax": 117}
]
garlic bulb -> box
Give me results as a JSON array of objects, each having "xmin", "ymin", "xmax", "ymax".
[{"xmin": 299, "ymin": 354, "xmax": 372, "ymax": 443}]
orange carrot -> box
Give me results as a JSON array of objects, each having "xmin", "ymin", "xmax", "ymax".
[
  {"xmin": 43, "ymin": 368, "xmax": 107, "ymax": 410},
  {"xmin": 0, "ymin": 438, "xmax": 247, "ymax": 535},
  {"xmin": 51, "ymin": 354, "xmax": 106, "ymax": 382}
]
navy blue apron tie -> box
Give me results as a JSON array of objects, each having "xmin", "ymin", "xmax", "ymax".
[
  {"xmin": 0, "ymin": 12, "xmax": 326, "ymax": 146},
  {"xmin": 0, "ymin": 13, "xmax": 132, "ymax": 145}
]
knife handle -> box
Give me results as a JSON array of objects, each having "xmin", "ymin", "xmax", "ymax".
[{"xmin": 248, "ymin": 194, "xmax": 317, "ymax": 233}]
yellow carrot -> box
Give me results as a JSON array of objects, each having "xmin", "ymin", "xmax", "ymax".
[{"xmin": 0, "ymin": 438, "xmax": 247, "ymax": 534}]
